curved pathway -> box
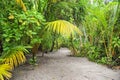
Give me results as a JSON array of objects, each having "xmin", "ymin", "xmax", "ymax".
[{"xmin": 11, "ymin": 48, "xmax": 120, "ymax": 80}]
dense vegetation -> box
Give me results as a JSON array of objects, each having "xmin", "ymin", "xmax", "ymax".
[{"xmin": 0, "ymin": 0, "xmax": 119, "ymax": 80}]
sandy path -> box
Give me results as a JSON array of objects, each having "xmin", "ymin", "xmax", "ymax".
[{"xmin": 11, "ymin": 48, "xmax": 120, "ymax": 80}]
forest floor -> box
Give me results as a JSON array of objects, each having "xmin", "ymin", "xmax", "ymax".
[{"xmin": 10, "ymin": 48, "xmax": 120, "ymax": 80}]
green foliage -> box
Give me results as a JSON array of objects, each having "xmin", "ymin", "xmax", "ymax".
[
  {"xmin": 1, "ymin": 10, "xmax": 44, "ymax": 50},
  {"xmin": 29, "ymin": 56, "xmax": 37, "ymax": 65},
  {"xmin": 38, "ymin": 0, "xmax": 48, "ymax": 14},
  {"xmin": 44, "ymin": 0, "xmax": 86, "ymax": 25},
  {"xmin": 87, "ymin": 46, "xmax": 100, "ymax": 61},
  {"xmin": 40, "ymin": 31, "xmax": 53, "ymax": 51},
  {"xmin": 79, "ymin": 1, "xmax": 120, "ymax": 66},
  {"xmin": 97, "ymin": 57, "xmax": 108, "ymax": 64},
  {"xmin": 0, "ymin": 1, "xmax": 44, "ymax": 79},
  {"xmin": 112, "ymin": 37, "xmax": 120, "ymax": 48}
]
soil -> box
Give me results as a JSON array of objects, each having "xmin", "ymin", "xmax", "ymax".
[{"xmin": 10, "ymin": 48, "xmax": 120, "ymax": 80}]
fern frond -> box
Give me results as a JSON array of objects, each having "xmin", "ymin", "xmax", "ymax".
[
  {"xmin": 45, "ymin": 20, "xmax": 83, "ymax": 36},
  {"xmin": 0, "ymin": 64, "xmax": 12, "ymax": 80}
]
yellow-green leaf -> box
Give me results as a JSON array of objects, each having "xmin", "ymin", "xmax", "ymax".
[
  {"xmin": 45, "ymin": 20, "xmax": 83, "ymax": 37},
  {"xmin": 0, "ymin": 64, "xmax": 12, "ymax": 80}
]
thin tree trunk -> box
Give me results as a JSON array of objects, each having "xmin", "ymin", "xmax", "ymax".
[{"xmin": 50, "ymin": 40, "xmax": 55, "ymax": 52}]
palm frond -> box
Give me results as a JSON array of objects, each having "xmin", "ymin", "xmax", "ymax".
[
  {"xmin": 1, "ymin": 46, "xmax": 30, "ymax": 68},
  {"xmin": 16, "ymin": 0, "xmax": 27, "ymax": 11},
  {"xmin": 45, "ymin": 20, "xmax": 83, "ymax": 36},
  {"xmin": 0, "ymin": 64, "xmax": 12, "ymax": 80}
]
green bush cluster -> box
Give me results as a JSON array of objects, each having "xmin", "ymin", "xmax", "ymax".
[{"xmin": 78, "ymin": 1, "xmax": 120, "ymax": 66}]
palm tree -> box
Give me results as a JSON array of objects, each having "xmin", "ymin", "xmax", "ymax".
[{"xmin": 0, "ymin": 46, "xmax": 30, "ymax": 80}]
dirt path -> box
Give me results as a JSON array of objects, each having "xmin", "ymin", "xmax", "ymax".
[{"xmin": 11, "ymin": 48, "xmax": 120, "ymax": 80}]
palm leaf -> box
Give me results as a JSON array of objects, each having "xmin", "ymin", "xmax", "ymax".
[
  {"xmin": 1, "ymin": 46, "xmax": 30, "ymax": 68},
  {"xmin": 0, "ymin": 64, "xmax": 12, "ymax": 80},
  {"xmin": 45, "ymin": 20, "xmax": 83, "ymax": 36},
  {"xmin": 16, "ymin": 0, "xmax": 27, "ymax": 11}
]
